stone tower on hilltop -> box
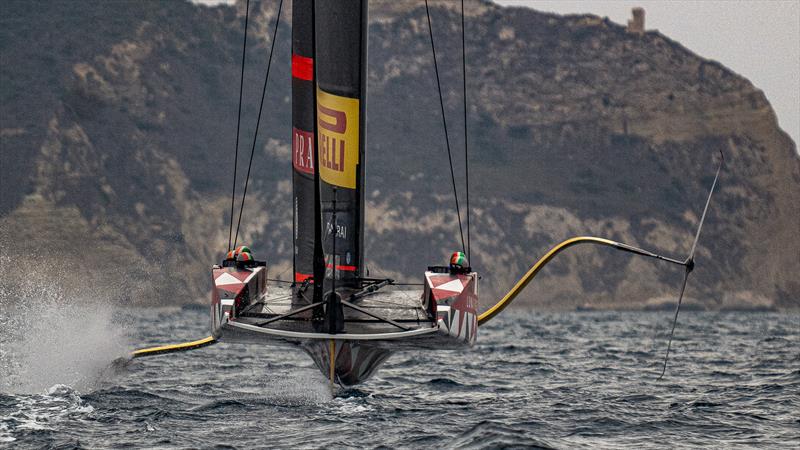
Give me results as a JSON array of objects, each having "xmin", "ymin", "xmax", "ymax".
[{"xmin": 627, "ymin": 7, "xmax": 645, "ymax": 34}]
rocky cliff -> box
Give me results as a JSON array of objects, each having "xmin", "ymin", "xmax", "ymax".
[{"xmin": 1, "ymin": 0, "xmax": 798, "ymax": 310}]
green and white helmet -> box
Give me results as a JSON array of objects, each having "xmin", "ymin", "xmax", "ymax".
[{"xmin": 450, "ymin": 251, "xmax": 468, "ymax": 268}]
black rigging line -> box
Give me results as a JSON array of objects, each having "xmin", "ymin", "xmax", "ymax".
[
  {"xmin": 228, "ymin": 0, "xmax": 250, "ymax": 251},
  {"xmin": 424, "ymin": 0, "xmax": 466, "ymax": 256},
  {"xmin": 233, "ymin": 0, "xmax": 284, "ymax": 249},
  {"xmin": 657, "ymin": 151, "xmax": 723, "ymax": 380},
  {"xmin": 460, "ymin": 0, "xmax": 470, "ymax": 262}
]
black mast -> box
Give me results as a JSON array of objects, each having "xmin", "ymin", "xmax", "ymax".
[
  {"xmin": 315, "ymin": 0, "xmax": 368, "ymax": 332},
  {"xmin": 310, "ymin": 1, "xmax": 325, "ymax": 310},
  {"xmin": 291, "ymin": 0, "xmax": 319, "ymax": 286},
  {"xmin": 358, "ymin": 0, "xmax": 368, "ymax": 281}
]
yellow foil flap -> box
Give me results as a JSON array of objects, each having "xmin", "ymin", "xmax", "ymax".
[{"xmin": 317, "ymin": 87, "xmax": 360, "ymax": 189}]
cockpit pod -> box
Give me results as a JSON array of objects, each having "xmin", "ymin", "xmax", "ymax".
[
  {"xmin": 211, "ymin": 245, "xmax": 268, "ymax": 334},
  {"xmin": 423, "ymin": 252, "xmax": 478, "ymax": 345}
]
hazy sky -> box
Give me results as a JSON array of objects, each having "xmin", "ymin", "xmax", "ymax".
[{"xmin": 496, "ymin": 0, "xmax": 800, "ymax": 148}]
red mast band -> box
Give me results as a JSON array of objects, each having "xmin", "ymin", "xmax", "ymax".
[
  {"xmin": 325, "ymin": 263, "xmax": 357, "ymax": 272},
  {"xmin": 294, "ymin": 272, "xmax": 313, "ymax": 282},
  {"xmin": 292, "ymin": 54, "xmax": 313, "ymax": 81}
]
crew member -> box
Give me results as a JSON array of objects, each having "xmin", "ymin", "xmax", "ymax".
[
  {"xmin": 449, "ymin": 251, "xmax": 469, "ymax": 274},
  {"xmin": 222, "ymin": 249, "xmax": 238, "ymax": 267},
  {"xmin": 237, "ymin": 250, "xmax": 256, "ymax": 268}
]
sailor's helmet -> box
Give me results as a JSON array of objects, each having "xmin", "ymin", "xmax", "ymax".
[
  {"xmin": 235, "ymin": 245, "xmax": 251, "ymax": 256},
  {"xmin": 225, "ymin": 250, "xmax": 237, "ymax": 261},
  {"xmin": 237, "ymin": 251, "xmax": 254, "ymax": 263},
  {"xmin": 449, "ymin": 251, "xmax": 468, "ymax": 269}
]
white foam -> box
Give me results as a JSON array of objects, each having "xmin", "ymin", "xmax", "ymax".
[
  {"xmin": 235, "ymin": 370, "xmax": 334, "ymax": 406},
  {"xmin": 1, "ymin": 384, "xmax": 95, "ymax": 440},
  {"xmin": 0, "ymin": 423, "xmax": 16, "ymax": 443},
  {"xmin": 0, "ymin": 261, "xmax": 131, "ymax": 394}
]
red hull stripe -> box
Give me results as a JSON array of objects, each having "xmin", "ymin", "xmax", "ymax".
[
  {"xmin": 325, "ymin": 263, "xmax": 358, "ymax": 272},
  {"xmin": 292, "ymin": 54, "xmax": 313, "ymax": 81},
  {"xmin": 294, "ymin": 272, "xmax": 313, "ymax": 282}
]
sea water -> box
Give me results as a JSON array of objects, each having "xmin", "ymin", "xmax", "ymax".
[{"xmin": 1, "ymin": 305, "xmax": 798, "ymax": 448}]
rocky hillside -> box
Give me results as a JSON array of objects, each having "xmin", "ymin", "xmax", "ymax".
[{"xmin": 1, "ymin": 0, "xmax": 798, "ymax": 311}]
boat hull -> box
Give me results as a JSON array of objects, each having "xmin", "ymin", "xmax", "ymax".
[
  {"xmin": 302, "ymin": 340, "xmax": 392, "ymax": 386},
  {"xmin": 211, "ymin": 265, "xmax": 478, "ymax": 385}
]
